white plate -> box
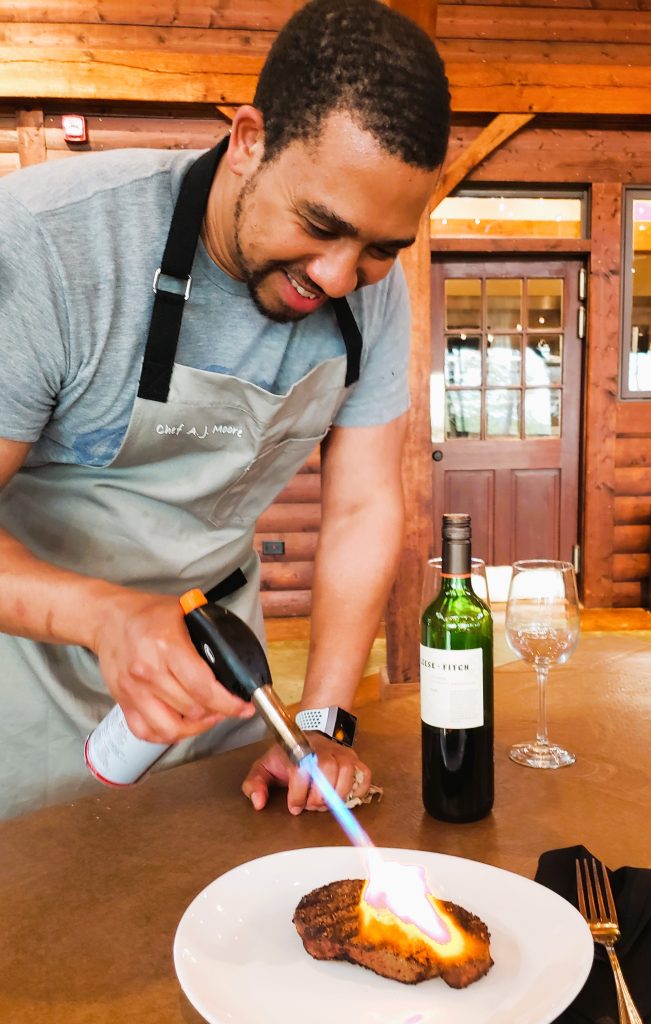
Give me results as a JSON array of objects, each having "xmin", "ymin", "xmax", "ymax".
[{"xmin": 174, "ymin": 846, "xmax": 594, "ymax": 1024}]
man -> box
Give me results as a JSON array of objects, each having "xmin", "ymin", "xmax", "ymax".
[{"xmin": 0, "ymin": 0, "xmax": 450, "ymax": 819}]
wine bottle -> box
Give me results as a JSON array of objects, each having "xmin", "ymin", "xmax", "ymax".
[{"xmin": 420, "ymin": 514, "xmax": 494, "ymax": 822}]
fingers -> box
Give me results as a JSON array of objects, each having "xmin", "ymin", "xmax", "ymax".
[
  {"xmin": 240, "ymin": 741, "xmax": 374, "ymax": 817},
  {"xmin": 241, "ymin": 759, "xmax": 274, "ymax": 811},
  {"xmin": 97, "ymin": 592, "xmax": 258, "ymax": 743},
  {"xmin": 165, "ymin": 635, "xmax": 255, "ymax": 719},
  {"xmin": 242, "ymin": 745, "xmax": 292, "ymax": 810},
  {"xmin": 289, "ymin": 740, "xmax": 372, "ymax": 814},
  {"xmin": 123, "ymin": 697, "xmax": 224, "ymax": 745}
]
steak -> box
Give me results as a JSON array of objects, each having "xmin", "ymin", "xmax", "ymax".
[{"xmin": 292, "ymin": 878, "xmax": 493, "ymax": 987}]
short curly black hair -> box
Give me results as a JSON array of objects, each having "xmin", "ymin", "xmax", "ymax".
[{"xmin": 253, "ymin": 0, "xmax": 450, "ymax": 171}]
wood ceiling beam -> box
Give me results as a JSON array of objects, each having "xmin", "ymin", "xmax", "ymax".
[
  {"xmin": 383, "ymin": 0, "xmax": 438, "ymax": 39},
  {"xmin": 448, "ymin": 62, "xmax": 651, "ymax": 115},
  {"xmin": 0, "ymin": 49, "xmax": 260, "ymax": 105},
  {"xmin": 430, "ymin": 113, "xmax": 534, "ymax": 209},
  {"xmin": 2, "ymin": 51, "xmax": 650, "ymax": 116}
]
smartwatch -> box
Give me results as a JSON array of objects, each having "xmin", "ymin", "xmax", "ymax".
[{"xmin": 295, "ymin": 706, "xmax": 357, "ymax": 747}]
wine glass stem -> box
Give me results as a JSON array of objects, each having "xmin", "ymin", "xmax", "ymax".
[{"xmin": 535, "ymin": 662, "xmax": 550, "ymax": 747}]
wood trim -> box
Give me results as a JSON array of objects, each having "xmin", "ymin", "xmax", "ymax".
[
  {"xmin": 430, "ymin": 239, "xmax": 592, "ymax": 255},
  {"xmin": 446, "ymin": 62, "xmax": 651, "ymax": 116},
  {"xmin": 260, "ymin": 562, "xmax": 314, "ymax": 591},
  {"xmin": 615, "ymin": 466, "xmax": 651, "ymax": 496},
  {"xmin": 384, "ymin": 0, "xmax": 438, "ymax": 38},
  {"xmin": 0, "ymin": 2, "xmax": 300, "ymax": 29},
  {"xmin": 430, "ymin": 114, "xmax": 534, "ymax": 210},
  {"xmin": 615, "ymin": 438, "xmax": 651, "ymax": 468},
  {"xmin": 385, "ymin": 208, "xmax": 432, "ymax": 685},
  {"xmin": 614, "ymin": 524, "xmax": 650, "ymax": 554},
  {"xmin": 613, "ymin": 552, "xmax": 649, "ymax": 582},
  {"xmin": 260, "ymin": 590, "xmax": 311, "ymax": 616},
  {"xmin": 16, "ymin": 108, "xmax": 45, "ymax": 166},
  {"xmin": 0, "ymin": 48, "xmax": 260, "ymax": 104},
  {"xmin": 436, "ymin": 6, "xmax": 651, "ymax": 44},
  {"xmin": 582, "ymin": 182, "xmax": 621, "ymax": 607},
  {"xmin": 0, "ymin": 23, "xmax": 276, "ymax": 55},
  {"xmin": 613, "ymin": 581, "xmax": 644, "ymax": 607},
  {"xmin": 256, "ymin": 504, "xmax": 321, "ymax": 532},
  {"xmin": 3, "ymin": 52, "xmax": 651, "ymax": 115},
  {"xmin": 614, "ymin": 496, "xmax": 651, "ymax": 525},
  {"xmin": 438, "ymin": 39, "xmax": 651, "ymax": 69},
  {"xmin": 616, "ymin": 402, "xmax": 651, "ymax": 436}
]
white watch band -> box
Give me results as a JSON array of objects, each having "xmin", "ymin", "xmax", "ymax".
[
  {"xmin": 295, "ymin": 707, "xmax": 333, "ymax": 734},
  {"xmin": 295, "ymin": 706, "xmax": 357, "ymax": 746}
]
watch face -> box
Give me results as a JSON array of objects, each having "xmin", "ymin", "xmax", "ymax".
[{"xmin": 333, "ymin": 707, "xmax": 357, "ymax": 747}]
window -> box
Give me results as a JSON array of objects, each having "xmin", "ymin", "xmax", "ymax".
[
  {"xmin": 431, "ymin": 189, "xmax": 587, "ymax": 241},
  {"xmin": 621, "ymin": 190, "xmax": 651, "ymax": 399},
  {"xmin": 440, "ymin": 275, "xmax": 564, "ymax": 441}
]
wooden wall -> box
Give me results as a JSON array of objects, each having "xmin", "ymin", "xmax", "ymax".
[
  {"xmin": 2, "ymin": 0, "xmax": 651, "ymax": 618},
  {"xmin": 434, "ymin": 0, "xmax": 651, "ymax": 610},
  {"xmin": 431, "ymin": 122, "xmax": 651, "ymax": 608}
]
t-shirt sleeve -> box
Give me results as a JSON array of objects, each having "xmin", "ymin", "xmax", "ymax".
[
  {"xmin": 0, "ymin": 190, "xmax": 68, "ymax": 442},
  {"xmin": 333, "ymin": 259, "xmax": 411, "ymax": 427}
]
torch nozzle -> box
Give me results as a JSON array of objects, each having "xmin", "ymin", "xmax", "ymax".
[{"xmin": 251, "ymin": 685, "xmax": 315, "ymax": 766}]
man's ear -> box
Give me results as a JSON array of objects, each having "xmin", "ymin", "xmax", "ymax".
[{"xmin": 227, "ymin": 106, "xmax": 265, "ymax": 177}]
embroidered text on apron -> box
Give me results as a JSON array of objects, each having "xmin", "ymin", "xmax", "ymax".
[{"xmin": 0, "ymin": 138, "xmax": 364, "ymax": 819}]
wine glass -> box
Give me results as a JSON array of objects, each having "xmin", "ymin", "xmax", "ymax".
[
  {"xmin": 421, "ymin": 556, "xmax": 490, "ymax": 613},
  {"xmin": 505, "ymin": 560, "xmax": 580, "ymax": 769}
]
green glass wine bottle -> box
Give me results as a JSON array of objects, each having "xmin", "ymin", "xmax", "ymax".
[{"xmin": 420, "ymin": 514, "xmax": 494, "ymax": 822}]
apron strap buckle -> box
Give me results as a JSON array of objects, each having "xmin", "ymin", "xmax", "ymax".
[{"xmin": 153, "ymin": 267, "xmax": 192, "ymax": 302}]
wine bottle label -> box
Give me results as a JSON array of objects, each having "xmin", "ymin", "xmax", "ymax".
[{"xmin": 419, "ymin": 646, "xmax": 484, "ymax": 728}]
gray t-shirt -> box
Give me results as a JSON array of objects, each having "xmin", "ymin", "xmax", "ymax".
[{"xmin": 0, "ymin": 148, "xmax": 410, "ymax": 468}]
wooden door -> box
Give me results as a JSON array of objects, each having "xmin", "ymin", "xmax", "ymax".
[{"xmin": 430, "ymin": 258, "xmax": 584, "ymax": 569}]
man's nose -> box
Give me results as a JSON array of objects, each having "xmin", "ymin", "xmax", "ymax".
[{"xmin": 306, "ymin": 245, "xmax": 360, "ymax": 299}]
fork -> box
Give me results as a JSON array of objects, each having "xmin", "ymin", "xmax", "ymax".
[{"xmin": 576, "ymin": 858, "xmax": 643, "ymax": 1024}]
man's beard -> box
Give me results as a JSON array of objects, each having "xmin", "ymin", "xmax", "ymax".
[{"xmin": 233, "ymin": 177, "xmax": 318, "ymax": 325}]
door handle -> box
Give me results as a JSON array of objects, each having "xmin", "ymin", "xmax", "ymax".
[{"xmin": 432, "ymin": 450, "xmax": 444, "ymax": 462}]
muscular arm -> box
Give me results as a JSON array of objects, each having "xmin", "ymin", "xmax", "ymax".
[
  {"xmin": 241, "ymin": 413, "xmax": 407, "ymax": 813},
  {"xmin": 303, "ymin": 412, "xmax": 408, "ymax": 709},
  {"xmin": 0, "ymin": 438, "xmax": 254, "ymax": 740}
]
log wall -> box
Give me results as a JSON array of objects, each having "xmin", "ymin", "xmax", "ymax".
[{"xmin": 2, "ymin": 0, "xmax": 651, "ymax": 612}]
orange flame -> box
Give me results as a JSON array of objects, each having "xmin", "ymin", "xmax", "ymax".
[{"xmin": 358, "ymin": 857, "xmax": 484, "ymax": 962}]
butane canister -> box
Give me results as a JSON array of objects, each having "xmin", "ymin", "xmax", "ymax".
[
  {"xmin": 84, "ymin": 703, "xmax": 170, "ymax": 786},
  {"xmin": 85, "ymin": 587, "xmax": 313, "ymax": 787},
  {"xmin": 84, "ymin": 589, "xmax": 242, "ymax": 786}
]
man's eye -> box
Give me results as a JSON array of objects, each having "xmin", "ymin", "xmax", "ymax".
[
  {"xmin": 370, "ymin": 247, "xmax": 399, "ymax": 261},
  {"xmin": 305, "ymin": 221, "xmax": 337, "ymax": 240}
]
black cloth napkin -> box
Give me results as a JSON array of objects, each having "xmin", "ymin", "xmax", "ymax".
[{"xmin": 534, "ymin": 845, "xmax": 651, "ymax": 1024}]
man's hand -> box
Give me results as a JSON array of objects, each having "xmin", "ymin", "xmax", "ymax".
[
  {"xmin": 241, "ymin": 732, "xmax": 372, "ymax": 814},
  {"xmin": 91, "ymin": 590, "xmax": 256, "ymax": 743}
]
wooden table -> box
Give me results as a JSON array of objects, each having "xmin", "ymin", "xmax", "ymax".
[{"xmin": 1, "ymin": 633, "xmax": 650, "ymax": 1023}]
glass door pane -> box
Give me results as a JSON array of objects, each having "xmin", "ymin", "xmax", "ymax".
[
  {"xmin": 445, "ymin": 279, "xmax": 481, "ymax": 329},
  {"xmin": 487, "ymin": 278, "xmax": 522, "ymax": 331},
  {"xmin": 527, "ymin": 278, "xmax": 563, "ymax": 329},
  {"xmin": 441, "ymin": 273, "xmax": 566, "ymax": 441}
]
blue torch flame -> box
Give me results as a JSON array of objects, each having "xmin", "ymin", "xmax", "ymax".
[{"xmin": 300, "ymin": 753, "xmax": 374, "ymax": 850}]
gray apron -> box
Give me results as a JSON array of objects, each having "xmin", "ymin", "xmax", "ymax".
[{"xmin": 0, "ymin": 140, "xmax": 363, "ymax": 819}]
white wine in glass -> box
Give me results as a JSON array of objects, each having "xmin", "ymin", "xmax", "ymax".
[{"xmin": 505, "ymin": 560, "xmax": 580, "ymax": 769}]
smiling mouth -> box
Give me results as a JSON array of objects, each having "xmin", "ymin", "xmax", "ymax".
[{"xmin": 285, "ymin": 271, "xmax": 322, "ymax": 301}]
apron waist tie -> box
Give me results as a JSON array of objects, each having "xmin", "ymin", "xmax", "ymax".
[{"xmin": 204, "ymin": 567, "xmax": 247, "ymax": 603}]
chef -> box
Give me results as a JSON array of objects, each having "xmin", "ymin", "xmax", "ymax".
[{"xmin": 0, "ymin": 0, "xmax": 450, "ymax": 819}]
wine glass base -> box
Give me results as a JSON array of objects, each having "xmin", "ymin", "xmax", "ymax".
[{"xmin": 509, "ymin": 742, "xmax": 575, "ymax": 769}]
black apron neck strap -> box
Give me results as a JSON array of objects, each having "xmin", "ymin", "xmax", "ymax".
[
  {"xmin": 138, "ymin": 136, "xmax": 363, "ymax": 402},
  {"xmin": 331, "ymin": 297, "xmax": 362, "ymax": 387},
  {"xmin": 138, "ymin": 138, "xmax": 228, "ymax": 402}
]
